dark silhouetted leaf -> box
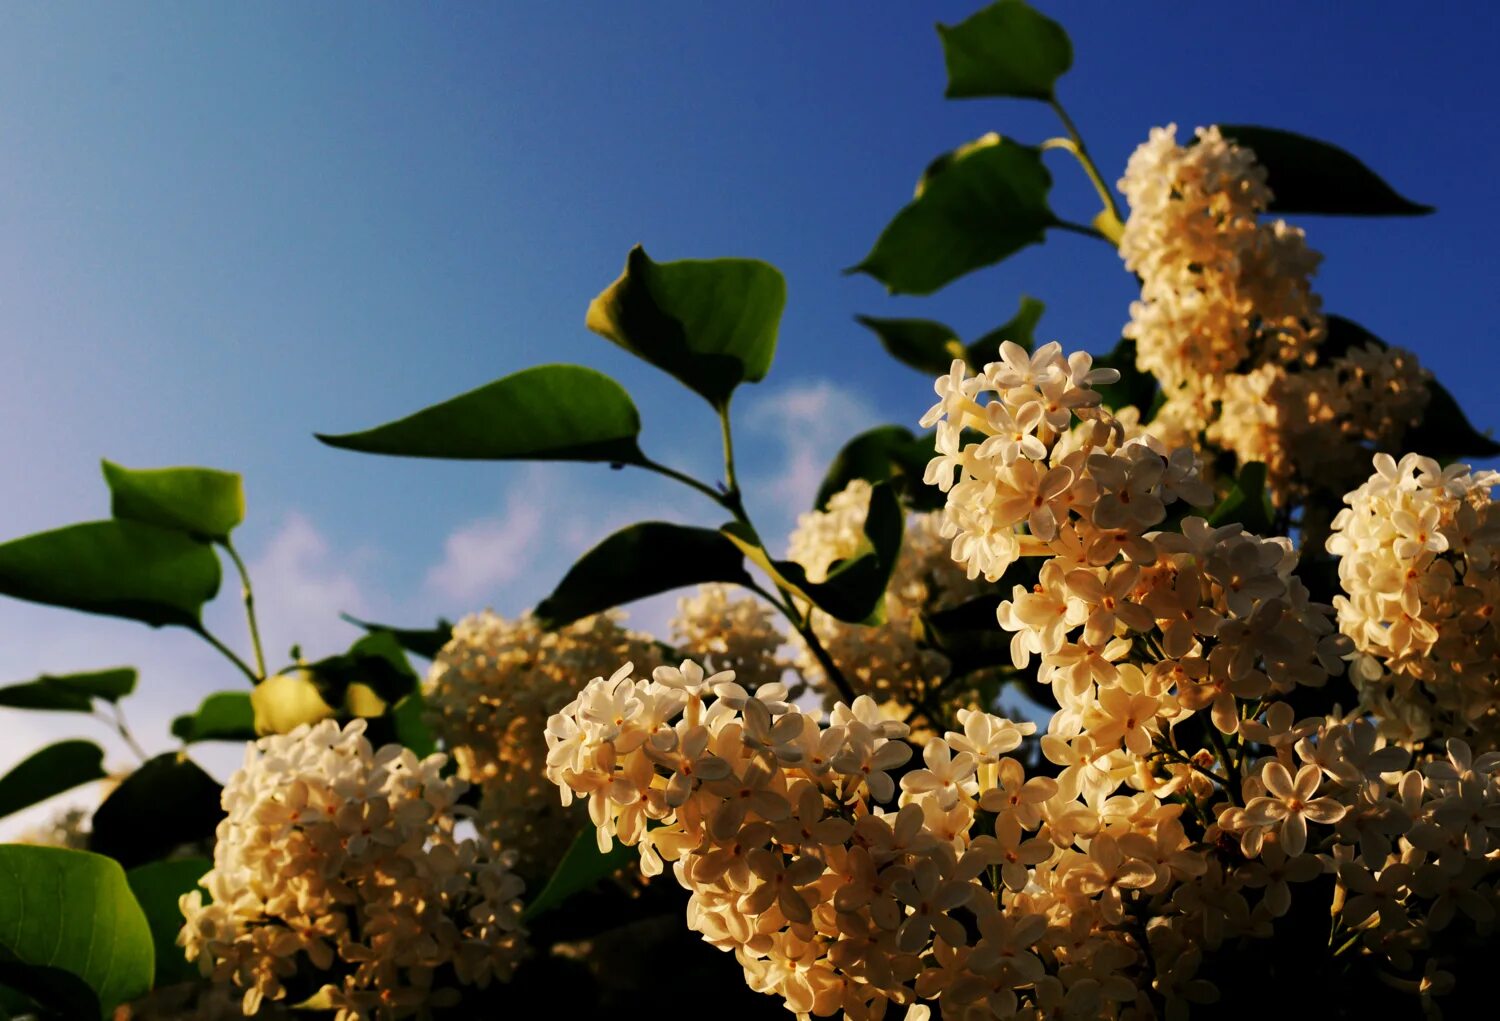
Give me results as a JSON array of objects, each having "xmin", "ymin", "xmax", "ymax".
[
  {"xmin": 341, "ymin": 613, "xmax": 454, "ymax": 660},
  {"xmin": 0, "ymin": 667, "xmax": 137, "ymax": 714},
  {"xmin": 938, "ymin": 0, "xmax": 1072, "ymax": 101},
  {"xmin": 0, "ymin": 742, "xmax": 107, "ymax": 821},
  {"xmin": 89, "ymin": 754, "xmax": 223, "ymax": 869},
  {"xmin": 816, "ymin": 426, "xmax": 941, "ymax": 512},
  {"xmin": 0, "ymin": 845, "xmax": 154, "ymax": 1017},
  {"xmin": 537, "ymin": 523, "xmax": 752, "ymax": 629},
  {"xmin": 171, "ymin": 692, "xmax": 255, "ymax": 744},
  {"xmin": 1405, "ymin": 378, "xmax": 1500, "ymax": 461},
  {"xmin": 303, "ymin": 631, "xmax": 421, "ymax": 708},
  {"xmin": 1093, "ymin": 339, "xmax": 1159, "ymax": 415},
  {"xmin": 1218, "ymin": 125, "xmax": 1432, "ymax": 216},
  {"xmin": 855, "ymin": 317, "xmax": 963, "ymax": 377},
  {"xmin": 1208, "ymin": 462, "xmax": 1275, "ymax": 535},
  {"xmin": 101, "ymin": 462, "xmax": 245, "ymax": 542},
  {"xmin": 126, "ymin": 857, "xmax": 210, "ymax": 988},
  {"xmin": 853, "ymin": 135, "xmax": 1055, "ymax": 295},
  {"xmin": 587, "ymin": 246, "xmax": 785, "ymax": 409},
  {"xmin": 318, "ymin": 364, "xmax": 646, "ymax": 464},
  {"xmin": 967, "ymin": 295, "xmax": 1046, "ymax": 365}
]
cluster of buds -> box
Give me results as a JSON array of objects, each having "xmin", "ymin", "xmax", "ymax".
[
  {"xmin": 179, "ymin": 719, "xmax": 526, "ymax": 1019},
  {"xmin": 423, "ymin": 610, "xmax": 664, "ymax": 873},
  {"xmin": 1326, "ymin": 452, "xmax": 1500, "ymax": 747}
]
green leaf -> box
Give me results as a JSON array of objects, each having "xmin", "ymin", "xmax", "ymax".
[
  {"xmin": 1092, "ymin": 339, "xmax": 1159, "ymax": 415},
  {"xmin": 0, "ymin": 521, "xmax": 221, "ymax": 629},
  {"xmin": 586, "ymin": 245, "xmax": 786, "ymax": 409},
  {"xmin": 0, "ymin": 845, "xmax": 154, "ymax": 1017},
  {"xmin": 536, "ymin": 523, "xmax": 753, "ymax": 630},
  {"xmin": 937, "ymin": 0, "xmax": 1072, "ymax": 101},
  {"xmin": 1217, "ymin": 125, "xmax": 1432, "ymax": 216},
  {"xmin": 966, "ymin": 295, "xmax": 1046, "ymax": 366},
  {"xmin": 89, "ymin": 754, "xmax": 223, "ymax": 869},
  {"xmin": 125, "ymin": 857, "xmax": 209, "ymax": 989},
  {"xmin": 723, "ymin": 482, "xmax": 903, "ymax": 625},
  {"xmin": 340, "ymin": 613, "xmax": 454, "ymax": 660},
  {"xmin": 1207, "ymin": 462, "xmax": 1274, "ymax": 535},
  {"xmin": 853, "ymin": 135, "xmax": 1055, "ymax": 295},
  {"xmin": 816, "ymin": 426, "xmax": 940, "ymax": 512},
  {"xmin": 317, "ymin": 364, "xmax": 647, "ymax": 464},
  {"xmin": 303, "ymin": 631, "xmax": 421, "ymax": 708},
  {"xmin": 0, "ymin": 742, "xmax": 107, "ymax": 821},
  {"xmin": 0, "ymin": 667, "xmax": 139, "ymax": 713},
  {"xmin": 171, "ymin": 691, "xmax": 255, "ymax": 744},
  {"xmin": 101, "ymin": 461, "xmax": 245, "ymax": 542},
  {"xmin": 392, "ymin": 693, "xmax": 437, "ymax": 758},
  {"xmin": 521, "ymin": 827, "xmax": 635, "ymax": 922},
  {"xmin": 1405, "ymin": 378, "xmax": 1500, "ymax": 461},
  {"xmin": 855, "ymin": 317, "xmax": 964, "ymax": 377}
]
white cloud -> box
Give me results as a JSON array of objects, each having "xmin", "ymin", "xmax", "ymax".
[
  {"xmin": 741, "ymin": 379, "xmax": 880, "ymax": 540},
  {"xmin": 246, "ymin": 511, "xmax": 374, "ymax": 661},
  {"xmin": 423, "ymin": 492, "xmax": 545, "ymax": 605}
]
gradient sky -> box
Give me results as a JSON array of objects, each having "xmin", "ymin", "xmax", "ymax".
[{"xmin": 2, "ymin": 2, "xmax": 1496, "ymax": 834}]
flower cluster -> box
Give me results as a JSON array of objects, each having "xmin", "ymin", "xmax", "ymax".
[
  {"xmin": 921, "ymin": 340, "xmax": 1211, "ymax": 584},
  {"xmin": 1327, "ymin": 452, "xmax": 1500, "ymax": 747},
  {"xmin": 787, "ymin": 480, "xmax": 989, "ymax": 714},
  {"xmin": 1118, "ymin": 125, "xmax": 1430, "ymax": 503},
  {"xmin": 671, "ymin": 583, "xmax": 789, "ymax": 692},
  {"xmin": 424, "ymin": 610, "xmax": 663, "ymax": 872},
  {"xmin": 179, "ymin": 719, "xmax": 526, "ymax": 1019}
]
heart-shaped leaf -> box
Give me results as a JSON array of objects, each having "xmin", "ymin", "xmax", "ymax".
[
  {"xmin": 587, "ymin": 246, "xmax": 785, "ymax": 410},
  {"xmin": 101, "ymin": 462, "xmax": 245, "ymax": 542},
  {"xmin": 89, "ymin": 754, "xmax": 223, "ymax": 869},
  {"xmin": 1218, "ymin": 125, "xmax": 1432, "ymax": 216},
  {"xmin": 0, "ymin": 742, "xmax": 107, "ymax": 821},
  {"xmin": 0, "ymin": 845, "xmax": 154, "ymax": 1018},
  {"xmin": 938, "ymin": 0, "xmax": 1072, "ymax": 101},
  {"xmin": 0, "ymin": 521, "xmax": 221, "ymax": 629},
  {"xmin": 853, "ymin": 135, "xmax": 1056, "ymax": 295},
  {"xmin": 170, "ymin": 692, "xmax": 255, "ymax": 744},
  {"xmin": 318, "ymin": 364, "xmax": 647, "ymax": 464},
  {"xmin": 536, "ymin": 523, "xmax": 753, "ymax": 630}
]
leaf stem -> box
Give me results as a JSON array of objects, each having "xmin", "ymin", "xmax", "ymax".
[
  {"xmin": 1051, "ymin": 218, "xmax": 1112, "ymax": 243},
  {"xmin": 195, "ymin": 626, "xmax": 261, "ymax": 686},
  {"xmin": 223, "ymin": 539, "xmax": 267, "ymax": 680},
  {"xmin": 1046, "ymin": 97, "xmax": 1126, "ymax": 230},
  {"xmin": 635, "ymin": 456, "xmax": 729, "ymax": 507},
  {"xmin": 105, "ymin": 703, "xmax": 149, "ymax": 763},
  {"xmin": 745, "ymin": 578, "xmax": 857, "ymax": 705},
  {"xmin": 719, "ymin": 401, "xmax": 740, "ymax": 496}
]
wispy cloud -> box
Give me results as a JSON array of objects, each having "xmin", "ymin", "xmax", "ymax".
[
  {"xmin": 247, "ymin": 511, "xmax": 374, "ymax": 662},
  {"xmin": 424, "ymin": 494, "xmax": 546, "ymax": 605},
  {"xmin": 741, "ymin": 379, "xmax": 881, "ymax": 544}
]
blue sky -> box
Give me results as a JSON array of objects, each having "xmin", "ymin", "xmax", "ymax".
[{"xmin": 2, "ymin": 3, "xmax": 1496, "ymax": 830}]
